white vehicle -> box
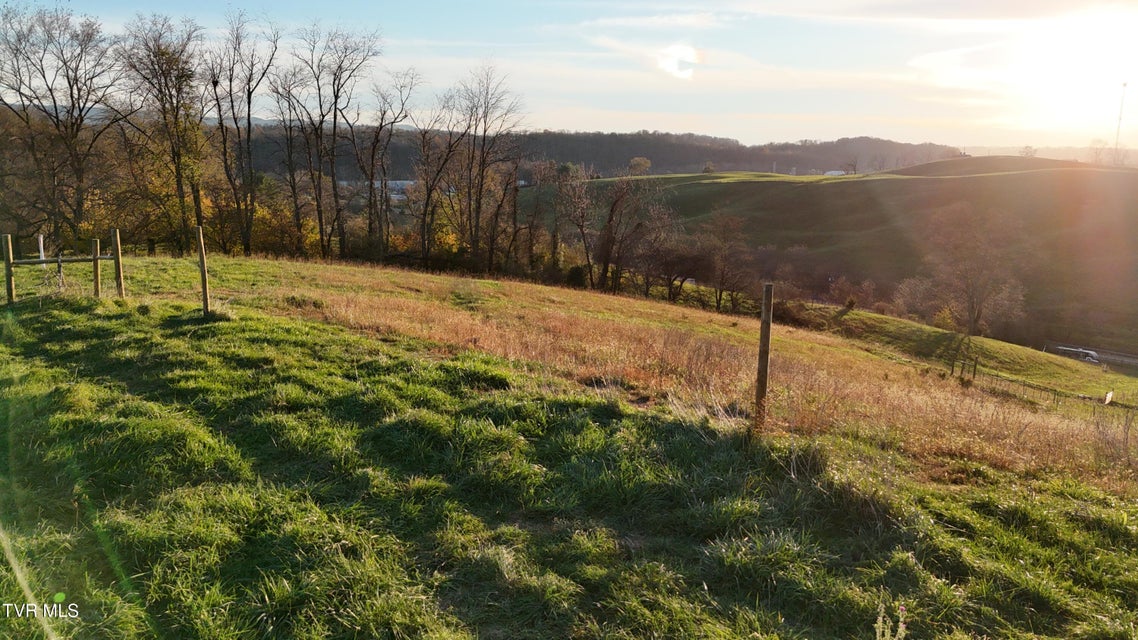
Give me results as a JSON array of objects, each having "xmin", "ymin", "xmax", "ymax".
[{"xmin": 1053, "ymin": 346, "xmax": 1100, "ymax": 364}]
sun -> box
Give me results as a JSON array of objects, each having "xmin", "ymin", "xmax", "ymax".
[
  {"xmin": 998, "ymin": 6, "xmax": 1138, "ymax": 134},
  {"xmin": 656, "ymin": 44, "xmax": 700, "ymax": 80}
]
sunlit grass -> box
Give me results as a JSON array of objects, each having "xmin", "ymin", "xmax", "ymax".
[
  {"xmin": 14, "ymin": 256, "xmax": 1138, "ymax": 487},
  {"xmin": 3, "ymin": 257, "xmax": 1138, "ymax": 638},
  {"xmin": 108, "ymin": 256, "xmax": 1138, "ymax": 486}
]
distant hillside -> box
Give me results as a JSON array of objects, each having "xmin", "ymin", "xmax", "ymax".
[
  {"xmin": 968, "ymin": 145, "xmax": 1128, "ymax": 164},
  {"xmin": 248, "ymin": 129, "xmax": 962, "ymax": 180},
  {"xmin": 888, "ymin": 155, "xmax": 1086, "ymax": 177},
  {"xmin": 639, "ymin": 158, "xmax": 1138, "ymax": 352},
  {"xmin": 515, "ymin": 132, "xmax": 962, "ymax": 176}
]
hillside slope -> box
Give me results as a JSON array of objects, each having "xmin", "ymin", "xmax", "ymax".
[
  {"xmin": 633, "ymin": 160, "xmax": 1138, "ymax": 352},
  {"xmin": 2, "ymin": 258, "xmax": 1138, "ymax": 638},
  {"xmin": 887, "ymin": 155, "xmax": 1086, "ymax": 176}
]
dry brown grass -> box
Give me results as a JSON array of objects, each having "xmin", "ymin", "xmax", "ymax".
[{"xmin": 208, "ymin": 260, "xmax": 1136, "ymax": 489}]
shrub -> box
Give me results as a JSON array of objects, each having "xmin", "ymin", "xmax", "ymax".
[{"xmin": 565, "ymin": 265, "xmax": 589, "ymax": 289}]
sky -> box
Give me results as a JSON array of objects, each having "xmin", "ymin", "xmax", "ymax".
[{"xmin": 56, "ymin": 0, "xmax": 1138, "ymax": 150}]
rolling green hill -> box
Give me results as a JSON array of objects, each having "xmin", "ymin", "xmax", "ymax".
[
  {"xmin": 2, "ymin": 257, "xmax": 1138, "ymax": 638},
  {"xmin": 887, "ymin": 155, "xmax": 1086, "ymax": 176},
  {"xmin": 624, "ymin": 158, "xmax": 1138, "ymax": 352}
]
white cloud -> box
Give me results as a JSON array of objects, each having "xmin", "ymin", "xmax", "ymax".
[
  {"xmin": 384, "ymin": 0, "xmax": 1138, "ymax": 146},
  {"xmin": 706, "ymin": 0, "xmax": 1112, "ymax": 23},
  {"xmin": 384, "ymin": 38, "xmax": 539, "ymax": 49},
  {"xmin": 579, "ymin": 12, "xmax": 727, "ymax": 30},
  {"xmin": 690, "ymin": 46, "xmax": 919, "ymax": 93}
]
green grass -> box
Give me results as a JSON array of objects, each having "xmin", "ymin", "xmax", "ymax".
[
  {"xmin": 2, "ymin": 261, "xmax": 1138, "ymax": 637},
  {"xmin": 831, "ymin": 309, "xmax": 1138, "ymax": 399}
]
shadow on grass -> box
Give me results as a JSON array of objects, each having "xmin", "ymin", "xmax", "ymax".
[{"xmin": 1, "ymin": 298, "xmax": 1102, "ymax": 639}]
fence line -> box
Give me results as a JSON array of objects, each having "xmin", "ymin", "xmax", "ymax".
[
  {"xmin": 947, "ymin": 355, "xmax": 1136, "ymax": 463},
  {"xmin": 946, "ymin": 350, "xmax": 1133, "ymax": 416},
  {"xmin": 3, "ymin": 230, "xmax": 125, "ymax": 304}
]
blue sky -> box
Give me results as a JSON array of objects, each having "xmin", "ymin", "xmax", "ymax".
[{"xmin": 62, "ymin": 0, "xmax": 1138, "ymax": 149}]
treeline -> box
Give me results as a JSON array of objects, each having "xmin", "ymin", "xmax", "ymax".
[
  {"xmin": 0, "ymin": 5, "xmax": 966, "ymax": 322},
  {"xmin": 0, "ymin": 6, "xmax": 536, "ymax": 266},
  {"xmin": 0, "ymin": 7, "xmax": 632, "ymax": 274},
  {"xmin": 514, "ymin": 133, "xmax": 962, "ymax": 176},
  {"xmin": 239, "ymin": 130, "xmax": 964, "ymax": 182}
]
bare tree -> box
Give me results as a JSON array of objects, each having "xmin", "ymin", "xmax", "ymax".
[
  {"xmin": 408, "ymin": 89, "xmax": 471, "ymax": 267},
  {"xmin": 593, "ymin": 178, "xmax": 635, "ymax": 291},
  {"xmin": 700, "ymin": 213, "xmax": 753, "ymax": 312},
  {"xmin": 521, "ymin": 160, "xmax": 557, "ymax": 273},
  {"xmin": 268, "ymin": 64, "xmax": 310, "ymax": 256},
  {"xmin": 291, "ymin": 23, "xmax": 379, "ymax": 258},
  {"xmin": 0, "ymin": 5, "xmax": 129, "ymax": 245},
  {"xmin": 0, "ymin": 108, "xmax": 42, "ymax": 239},
  {"xmin": 120, "ymin": 14, "xmax": 205, "ymax": 252},
  {"xmin": 655, "ymin": 238, "xmax": 708, "ymax": 302},
  {"xmin": 455, "ymin": 66, "xmax": 522, "ymax": 272},
  {"xmin": 499, "ymin": 159, "xmax": 529, "ymax": 273},
  {"xmin": 593, "ymin": 177, "xmax": 672, "ymax": 292},
  {"xmin": 892, "ymin": 276, "xmax": 940, "ymax": 320},
  {"xmin": 206, "ymin": 12, "xmax": 280, "ymax": 256},
  {"xmin": 923, "ymin": 203, "xmax": 1027, "ymax": 336},
  {"xmin": 1088, "ymin": 138, "xmax": 1109, "ymax": 165},
  {"xmin": 628, "ymin": 202, "xmax": 678, "ymax": 297},
  {"xmin": 346, "ymin": 69, "xmax": 417, "ymax": 259},
  {"xmin": 558, "ymin": 163, "xmax": 597, "ymax": 287}
]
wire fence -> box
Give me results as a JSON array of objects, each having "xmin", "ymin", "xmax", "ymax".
[
  {"xmin": 950, "ymin": 356, "xmax": 1115, "ymax": 402},
  {"xmin": 948, "ymin": 356, "xmax": 1136, "ymax": 467}
]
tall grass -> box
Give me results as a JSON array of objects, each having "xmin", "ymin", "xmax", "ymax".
[
  {"xmin": 3, "ymin": 260, "xmax": 1138, "ymax": 638},
  {"xmin": 272, "ymin": 276, "xmax": 1135, "ymax": 487},
  {"xmin": 32, "ymin": 256, "xmax": 1136, "ymax": 484}
]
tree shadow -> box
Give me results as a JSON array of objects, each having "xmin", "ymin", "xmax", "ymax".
[{"xmin": 1, "ymin": 298, "xmax": 1009, "ymax": 638}]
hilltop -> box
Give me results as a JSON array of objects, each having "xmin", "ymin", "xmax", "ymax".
[
  {"xmin": 2, "ymin": 256, "xmax": 1138, "ymax": 638},
  {"xmin": 887, "ymin": 154, "xmax": 1087, "ymax": 176}
]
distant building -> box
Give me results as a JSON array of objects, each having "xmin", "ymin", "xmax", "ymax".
[{"xmin": 383, "ymin": 180, "xmax": 416, "ymax": 203}]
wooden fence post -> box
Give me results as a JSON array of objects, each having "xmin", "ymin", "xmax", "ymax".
[
  {"xmin": 753, "ymin": 282, "xmax": 775, "ymax": 435},
  {"xmin": 91, "ymin": 238, "xmax": 101, "ymax": 298},
  {"xmin": 196, "ymin": 226, "xmax": 210, "ymax": 316},
  {"xmin": 112, "ymin": 228, "xmax": 125, "ymax": 298},
  {"xmin": 3, "ymin": 234, "xmax": 13, "ymax": 305}
]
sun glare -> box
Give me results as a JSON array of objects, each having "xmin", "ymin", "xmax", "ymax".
[{"xmin": 999, "ymin": 6, "xmax": 1138, "ymax": 133}]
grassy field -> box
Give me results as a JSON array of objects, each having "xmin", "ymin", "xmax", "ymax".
[{"xmin": 2, "ymin": 257, "xmax": 1138, "ymax": 638}]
